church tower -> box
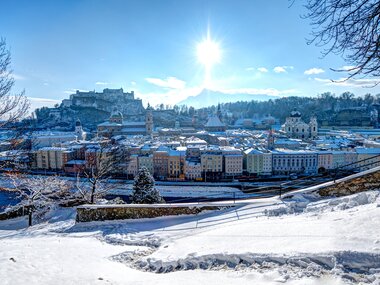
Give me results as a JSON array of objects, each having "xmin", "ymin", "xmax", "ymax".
[
  {"xmin": 145, "ymin": 104, "xmax": 153, "ymax": 136},
  {"xmin": 75, "ymin": 119, "xmax": 84, "ymax": 141},
  {"xmin": 309, "ymin": 115, "xmax": 318, "ymax": 139},
  {"xmin": 217, "ymin": 103, "xmax": 222, "ymax": 121},
  {"xmin": 267, "ymin": 128, "xmax": 275, "ymax": 150}
]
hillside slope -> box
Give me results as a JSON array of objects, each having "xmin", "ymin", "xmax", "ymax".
[{"xmin": 0, "ymin": 191, "xmax": 379, "ymax": 284}]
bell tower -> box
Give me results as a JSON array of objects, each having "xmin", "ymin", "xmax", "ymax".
[
  {"xmin": 309, "ymin": 115, "xmax": 318, "ymax": 139},
  {"xmin": 75, "ymin": 119, "xmax": 84, "ymax": 140},
  {"xmin": 145, "ymin": 104, "xmax": 153, "ymax": 136}
]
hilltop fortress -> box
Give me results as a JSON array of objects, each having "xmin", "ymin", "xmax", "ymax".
[
  {"xmin": 38, "ymin": 88, "xmax": 146, "ymax": 129},
  {"xmin": 62, "ymin": 88, "xmax": 145, "ymax": 115}
]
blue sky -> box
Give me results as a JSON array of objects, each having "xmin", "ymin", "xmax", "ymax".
[{"xmin": 1, "ymin": 0, "xmax": 380, "ymax": 110}]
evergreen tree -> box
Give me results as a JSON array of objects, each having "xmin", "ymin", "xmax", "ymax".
[{"xmin": 130, "ymin": 167, "xmax": 164, "ymax": 204}]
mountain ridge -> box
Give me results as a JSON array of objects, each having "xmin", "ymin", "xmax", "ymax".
[{"xmin": 178, "ymin": 89, "xmax": 280, "ymax": 108}]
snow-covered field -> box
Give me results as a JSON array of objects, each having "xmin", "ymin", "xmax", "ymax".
[{"xmin": 0, "ymin": 190, "xmax": 379, "ymax": 285}]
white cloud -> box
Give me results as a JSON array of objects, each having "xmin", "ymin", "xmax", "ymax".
[
  {"xmin": 315, "ymin": 77, "xmax": 380, "ymax": 87},
  {"xmin": 274, "ymin": 66, "xmax": 294, "ymax": 73},
  {"xmin": 304, "ymin": 68, "xmax": 325, "ymax": 75},
  {"xmin": 257, "ymin": 67, "xmax": 268, "ymax": 73},
  {"xmin": 95, "ymin": 81, "xmax": 109, "ymax": 85},
  {"xmin": 136, "ymin": 86, "xmax": 201, "ymax": 106},
  {"xmin": 214, "ymin": 87, "xmax": 298, "ymax": 97},
  {"xmin": 135, "ymin": 84, "xmax": 299, "ymax": 107},
  {"xmin": 145, "ymin": 76, "xmax": 186, "ymax": 89},
  {"xmin": 273, "ymin": 67, "xmax": 286, "ymax": 73},
  {"xmin": 63, "ymin": 89, "xmax": 88, "ymax": 95},
  {"xmin": 245, "ymin": 67, "xmax": 255, "ymax": 71},
  {"xmin": 28, "ymin": 97, "xmax": 62, "ymax": 111},
  {"xmin": 131, "ymin": 81, "xmax": 137, "ymax": 86}
]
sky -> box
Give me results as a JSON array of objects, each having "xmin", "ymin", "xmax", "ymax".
[{"xmin": 1, "ymin": 0, "xmax": 380, "ymax": 111}]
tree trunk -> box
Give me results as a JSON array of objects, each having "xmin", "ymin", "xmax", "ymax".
[
  {"xmin": 90, "ymin": 183, "xmax": 96, "ymax": 204},
  {"xmin": 28, "ymin": 212, "xmax": 32, "ymax": 227}
]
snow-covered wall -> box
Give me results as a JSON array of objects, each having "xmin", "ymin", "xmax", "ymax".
[
  {"xmin": 76, "ymin": 204, "xmax": 231, "ymax": 222},
  {"xmin": 319, "ymin": 168, "xmax": 380, "ymax": 196}
]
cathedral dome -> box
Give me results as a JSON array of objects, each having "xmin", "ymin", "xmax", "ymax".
[
  {"xmin": 110, "ymin": 108, "xmax": 123, "ymax": 119},
  {"xmin": 290, "ymin": 109, "xmax": 301, "ymax": 117}
]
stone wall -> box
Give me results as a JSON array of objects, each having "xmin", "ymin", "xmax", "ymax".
[
  {"xmin": 76, "ymin": 204, "xmax": 231, "ymax": 222},
  {"xmin": 318, "ymin": 169, "xmax": 380, "ymax": 196},
  {"xmin": 0, "ymin": 206, "xmax": 26, "ymax": 221}
]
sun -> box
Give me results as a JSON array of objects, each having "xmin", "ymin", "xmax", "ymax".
[
  {"xmin": 196, "ymin": 29, "xmax": 222, "ymax": 88},
  {"xmin": 197, "ymin": 38, "xmax": 221, "ymax": 68}
]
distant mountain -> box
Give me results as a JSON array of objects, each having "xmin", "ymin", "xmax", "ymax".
[{"xmin": 178, "ymin": 89, "xmax": 279, "ymax": 108}]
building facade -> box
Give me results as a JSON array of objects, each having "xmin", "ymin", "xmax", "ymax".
[
  {"xmin": 244, "ymin": 149, "xmax": 272, "ymax": 176},
  {"xmin": 272, "ymin": 149, "xmax": 318, "ymax": 175},
  {"xmin": 201, "ymin": 149, "xmax": 223, "ymax": 180},
  {"xmin": 97, "ymin": 108, "xmax": 153, "ymax": 138},
  {"xmin": 36, "ymin": 147, "xmax": 74, "ymax": 170},
  {"xmin": 184, "ymin": 160, "xmax": 202, "ymax": 180},
  {"xmin": 282, "ymin": 110, "xmax": 318, "ymax": 139}
]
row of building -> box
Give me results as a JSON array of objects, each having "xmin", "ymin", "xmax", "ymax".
[{"xmin": 29, "ymin": 143, "xmax": 380, "ymax": 180}]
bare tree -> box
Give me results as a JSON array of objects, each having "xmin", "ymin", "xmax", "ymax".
[
  {"xmin": 304, "ymin": 0, "xmax": 380, "ymax": 81},
  {"xmin": 0, "ymin": 38, "xmax": 29, "ymax": 126},
  {"xmin": 7, "ymin": 173, "xmax": 71, "ymax": 226},
  {"xmin": 76, "ymin": 144, "xmax": 129, "ymax": 204}
]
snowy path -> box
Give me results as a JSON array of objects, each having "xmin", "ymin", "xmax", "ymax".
[{"xmin": 0, "ymin": 191, "xmax": 379, "ymax": 284}]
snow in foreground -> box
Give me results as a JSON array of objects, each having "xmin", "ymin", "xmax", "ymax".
[{"xmin": 0, "ymin": 190, "xmax": 379, "ymax": 285}]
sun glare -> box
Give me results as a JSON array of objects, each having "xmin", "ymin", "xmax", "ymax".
[
  {"xmin": 196, "ymin": 29, "xmax": 221, "ymax": 88},
  {"xmin": 197, "ymin": 38, "xmax": 221, "ymax": 68}
]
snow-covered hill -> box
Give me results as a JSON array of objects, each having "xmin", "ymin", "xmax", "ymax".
[{"xmin": 0, "ymin": 190, "xmax": 379, "ymax": 284}]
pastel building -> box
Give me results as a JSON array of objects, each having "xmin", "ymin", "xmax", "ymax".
[
  {"xmin": 244, "ymin": 149, "xmax": 272, "ymax": 176},
  {"xmin": 272, "ymin": 149, "xmax": 318, "ymax": 175},
  {"xmin": 201, "ymin": 148, "xmax": 223, "ymax": 180},
  {"xmin": 167, "ymin": 149, "xmax": 185, "ymax": 179},
  {"xmin": 126, "ymin": 154, "xmax": 139, "ymax": 177},
  {"xmin": 138, "ymin": 154, "xmax": 154, "ymax": 175},
  {"xmin": 184, "ymin": 160, "xmax": 202, "ymax": 180},
  {"xmin": 356, "ymin": 148, "xmax": 380, "ymax": 171},
  {"xmin": 222, "ymin": 147, "xmax": 243, "ymax": 177},
  {"xmin": 317, "ymin": 151, "xmax": 333, "ymax": 171},
  {"xmin": 153, "ymin": 148, "xmax": 169, "ymax": 179},
  {"xmin": 36, "ymin": 147, "xmax": 74, "ymax": 170}
]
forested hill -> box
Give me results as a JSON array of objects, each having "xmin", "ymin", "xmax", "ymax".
[{"xmin": 192, "ymin": 92, "xmax": 380, "ymax": 123}]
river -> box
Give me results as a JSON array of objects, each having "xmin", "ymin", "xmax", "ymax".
[{"xmin": 0, "ymin": 190, "xmax": 20, "ymax": 212}]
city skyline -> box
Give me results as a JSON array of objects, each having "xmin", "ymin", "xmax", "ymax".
[{"xmin": 2, "ymin": 0, "xmax": 380, "ymax": 112}]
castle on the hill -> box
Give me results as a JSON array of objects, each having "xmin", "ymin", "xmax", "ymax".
[
  {"xmin": 62, "ymin": 88, "xmax": 145, "ymax": 116},
  {"xmin": 37, "ymin": 88, "xmax": 147, "ymax": 129}
]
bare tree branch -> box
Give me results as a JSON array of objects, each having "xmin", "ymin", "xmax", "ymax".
[
  {"xmin": 0, "ymin": 38, "xmax": 29, "ymax": 126},
  {"xmin": 304, "ymin": 0, "xmax": 380, "ymax": 81},
  {"xmin": 76, "ymin": 143, "xmax": 130, "ymax": 204}
]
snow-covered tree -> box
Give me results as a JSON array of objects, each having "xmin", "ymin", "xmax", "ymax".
[
  {"xmin": 8, "ymin": 174, "xmax": 71, "ymax": 226},
  {"xmin": 130, "ymin": 167, "xmax": 164, "ymax": 204}
]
